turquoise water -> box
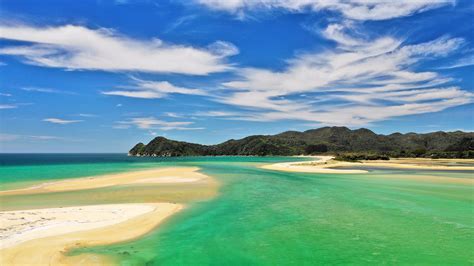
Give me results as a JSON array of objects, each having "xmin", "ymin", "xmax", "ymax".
[
  {"xmin": 1, "ymin": 154, "xmax": 473, "ymax": 265},
  {"xmin": 0, "ymin": 154, "xmax": 303, "ymax": 190}
]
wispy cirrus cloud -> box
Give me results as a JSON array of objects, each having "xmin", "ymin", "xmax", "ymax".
[
  {"xmin": 195, "ymin": 0, "xmax": 453, "ymax": 20},
  {"xmin": 77, "ymin": 113, "xmax": 97, "ymax": 117},
  {"xmin": 102, "ymin": 77, "xmax": 208, "ymax": 99},
  {"xmin": 0, "ymin": 133, "xmax": 67, "ymax": 142},
  {"xmin": 164, "ymin": 14, "xmax": 199, "ymax": 33},
  {"xmin": 438, "ymin": 54, "xmax": 474, "ymax": 69},
  {"xmin": 43, "ymin": 118, "xmax": 83, "ymax": 124},
  {"xmin": 117, "ymin": 117, "xmax": 204, "ymax": 131},
  {"xmin": 102, "ymin": 90, "xmax": 165, "ymax": 99},
  {"xmin": 0, "ymin": 24, "xmax": 238, "ymax": 75},
  {"xmin": 0, "ymin": 104, "xmax": 17, "ymax": 109},
  {"xmin": 209, "ymin": 22, "xmax": 472, "ymax": 126},
  {"xmin": 21, "ymin": 87, "xmax": 76, "ymax": 95},
  {"xmin": 194, "ymin": 110, "xmax": 245, "ymax": 117},
  {"xmin": 164, "ymin": 112, "xmax": 183, "ymax": 118}
]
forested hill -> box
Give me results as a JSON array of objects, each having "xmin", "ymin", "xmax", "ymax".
[{"xmin": 129, "ymin": 127, "xmax": 474, "ymax": 158}]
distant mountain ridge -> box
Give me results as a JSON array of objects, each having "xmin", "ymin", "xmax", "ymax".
[{"xmin": 129, "ymin": 127, "xmax": 474, "ymax": 158}]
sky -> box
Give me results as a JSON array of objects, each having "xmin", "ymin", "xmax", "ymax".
[{"xmin": 0, "ymin": 0, "xmax": 473, "ymax": 153}]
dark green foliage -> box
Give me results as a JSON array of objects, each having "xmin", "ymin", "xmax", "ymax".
[
  {"xmin": 129, "ymin": 143, "xmax": 145, "ymax": 155},
  {"xmin": 445, "ymin": 137, "xmax": 474, "ymax": 152},
  {"xmin": 128, "ymin": 127, "xmax": 474, "ymax": 158},
  {"xmin": 412, "ymin": 148, "xmax": 428, "ymax": 157},
  {"xmin": 137, "ymin": 137, "xmax": 208, "ymax": 157},
  {"xmin": 305, "ymin": 144, "xmax": 328, "ymax": 154},
  {"xmin": 335, "ymin": 153, "xmax": 390, "ymax": 162}
]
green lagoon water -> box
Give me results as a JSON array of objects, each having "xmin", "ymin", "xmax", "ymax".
[{"xmin": 1, "ymin": 154, "xmax": 473, "ymax": 265}]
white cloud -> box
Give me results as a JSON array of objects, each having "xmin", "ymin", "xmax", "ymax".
[
  {"xmin": 21, "ymin": 87, "xmax": 76, "ymax": 94},
  {"xmin": 118, "ymin": 117, "xmax": 203, "ymax": 130},
  {"xmin": 113, "ymin": 124, "xmax": 131, "ymax": 129},
  {"xmin": 160, "ymin": 126, "xmax": 205, "ymax": 131},
  {"xmin": 207, "ymin": 41, "xmax": 239, "ymax": 57},
  {"xmin": 102, "ymin": 78, "xmax": 207, "ymax": 99},
  {"xmin": 164, "ymin": 112, "xmax": 182, "ymax": 118},
  {"xmin": 439, "ymin": 54, "xmax": 474, "ymax": 69},
  {"xmin": 0, "ymin": 24, "xmax": 237, "ymax": 75},
  {"xmin": 212, "ymin": 23, "xmax": 472, "ymax": 126},
  {"xmin": 78, "ymin": 113, "xmax": 97, "ymax": 117},
  {"xmin": 43, "ymin": 118, "xmax": 83, "ymax": 124},
  {"xmin": 195, "ymin": 110, "xmax": 243, "ymax": 117},
  {"xmin": 165, "ymin": 15, "xmax": 199, "ymax": 33},
  {"xmin": 0, "ymin": 133, "xmax": 65, "ymax": 142},
  {"xmin": 28, "ymin": 135, "xmax": 64, "ymax": 140},
  {"xmin": 0, "ymin": 93, "xmax": 12, "ymax": 97},
  {"xmin": 102, "ymin": 90, "xmax": 164, "ymax": 99},
  {"xmin": 0, "ymin": 104, "xmax": 17, "ymax": 109},
  {"xmin": 195, "ymin": 0, "xmax": 453, "ymax": 20}
]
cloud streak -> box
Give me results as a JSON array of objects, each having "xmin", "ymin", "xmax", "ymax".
[
  {"xmin": 439, "ymin": 54, "xmax": 474, "ymax": 69},
  {"xmin": 0, "ymin": 133, "xmax": 68, "ymax": 142},
  {"xmin": 210, "ymin": 23, "xmax": 472, "ymax": 126},
  {"xmin": 117, "ymin": 117, "xmax": 204, "ymax": 131},
  {"xmin": 195, "ymin": 0, "xmax": 453, "ymax": 20},
  {"xmin": 102, "ymin": 78, "xmax": 208, "ymax": 99},
  {"xmin": 21, "ymin": 87, "xmax": 76, "ymax": 95},
  {"xmin": 0, "ymin": 24, "xmax": 237, "ymax": 75},
  {"xmin": 0, "ymin": 104, "xmax": 17, "ymax": 109},
  {"xmin": 43, "ymin": 118, "xmax": 83, "ymax": 124}
]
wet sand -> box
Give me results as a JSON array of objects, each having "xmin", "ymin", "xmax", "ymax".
[
  {"xmin": 0, "ymin": 166, "xmax": 214, "ymax": 265},
  {"xmin": 0, "ymin": 203, "xmax": 182, "ymax": 265}
]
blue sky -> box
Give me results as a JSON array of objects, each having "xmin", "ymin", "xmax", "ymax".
[{"xmin": 0, "ymin": 0, "xmax": 473, "ymax": 152}]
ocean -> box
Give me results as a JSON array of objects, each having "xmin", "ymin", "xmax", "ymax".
[{"xmin": 1, "ymin": 154, "xmax": 473, "ymax": 265}]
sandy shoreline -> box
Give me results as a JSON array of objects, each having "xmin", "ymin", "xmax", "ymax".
[
  {"xmin": 0, "ymin": 203, "xmax": 182, "ymax": 265},
  {"xmin": 262, "ymin": 156, "xmax": 367, "ymax": 174},
  {"xmin": 262, "ymin": 156, "xmax": 474, "ymax": 174},
  {"xmin": 0, "ymin": 166, "xmax": 213, "ymax": 265},
  {"xmin": 0, "ymin": 167, "xmax": 209, "ymax": 196}
]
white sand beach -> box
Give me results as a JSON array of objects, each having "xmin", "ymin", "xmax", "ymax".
[
  {"xmin": 0, "ymin": 203, "xmax": 182, "ymax": 265},
  {"xmin": 0, "ymin": 166, "xmax": 216, "ymax": 265},
  {"xmin": 262, "ymin": 156, "xmax": 474, "ymax": 174},
  {"xmin": 0, "ymin": 167, "xmax": 209, "ymax": 196},
  {"xmin": 262, "ymin": 156, "xmax": 367, "ymax": 174}
]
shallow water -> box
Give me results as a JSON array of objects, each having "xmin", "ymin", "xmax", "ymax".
[{"xmin": 1, "ymin": 154, "xmax": 473, "ymax": 265}]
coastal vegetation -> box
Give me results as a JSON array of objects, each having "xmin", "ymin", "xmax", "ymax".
[
  {"xmin": 334, "ymin": 153, "xmax": 390, "ymax": 162},
  {"xmin": 129, "ymin": 127, "xmax": 474, "ymax": 158}
]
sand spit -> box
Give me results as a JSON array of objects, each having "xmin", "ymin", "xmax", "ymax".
[
  {"xmin": 0, "ymin": 167, "xmax": 209, "ymax": 196},
  {"xmin": 262, "ymin": 156, "xmax": 474, "ymax": 175},
  {"xmin": 262, "ymin": 156, "xmax": 367, "ymax": 174},
  {"xmin": 0, "ymin": 203, "xmax": 182, "ymax": 265}
]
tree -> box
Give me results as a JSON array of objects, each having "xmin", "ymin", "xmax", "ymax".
[{"xmin": 305, "ymin": 144, "xmax": 328, "ymax": 154}]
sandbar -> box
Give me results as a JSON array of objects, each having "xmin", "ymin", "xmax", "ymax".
[
  {"xmin": 262, "ymin": 156, "xmax": 474, "ymax": 174},
  {"xmin": 0, "ymin": 203, "xmax": 182, "ymax": 265},
  {"xmin": 0, "ymin": 167, "xmax": 209, "ymax": 196},
  {"xmin": 262, "ymin": 156, "xmax": 367, "ymax": 174}
]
